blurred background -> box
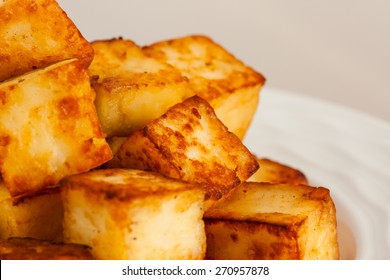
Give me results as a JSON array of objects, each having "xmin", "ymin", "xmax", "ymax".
[{"xmin": 58, "ymin": 0, "xmax": 390, "ymax": 123}]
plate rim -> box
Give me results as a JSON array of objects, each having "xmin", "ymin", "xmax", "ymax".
[{"xmin": 244, "ymin": 86, "xmax": 390, "ymax": 260}]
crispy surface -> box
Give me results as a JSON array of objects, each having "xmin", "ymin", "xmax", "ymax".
[
  {"xmin": 106, "ymin": 95, "xmax": 259, "ymax": 209},
  {"xmin": 143, "ymin": 35, "xmax": 265, "ymax": 100},
  {"xmin": 143, "ymin": 35, "xmax": 265, "ymax": 139},
  {"xmin": 88, "ymin": 38, "xmax": 195, "ymax": 137},
  {"xmin": 0, "ymin": 0, "xmax": 93, "ymax": 82},
  {"xmin": 0, "ymin": 0, "xmax": 337, "ymax": 261},
  {"xmin": 0, "ymin": 179, "xmax": 63, "ymax": 241},
  {"xmin": 0, "ymin": 237, "xmax": 93, "ymax": 260},
  {"xmin": 61, "ymin": 168, "xmax": 206, "ymax": 260},
  {"xmin": 61, "ymin": 168, "xmax": 204, "ymax": 200},
  {"xmin": 249, "ymin": 157, "xmax": 308, "ymax": 185},
  {"xmin": 205, "ymin": 182, "xmax": 339, "ymax": 260},
  {"xmin": 0, "ymin": 59, "xmax": 112, "ymax": 197}
]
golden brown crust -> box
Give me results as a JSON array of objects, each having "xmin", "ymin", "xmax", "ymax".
[
  {"xmin": 9, "ymin": 185, "xmax": 61, "ymax": 206},
  {"xmin": 107, "ymin": 95, "xmax": 259, "ymax": 205},
  {"xmin": 0, "ymin": 180, "xmax": 63, "ymax": 241},
  {"xmin": 0, "ymin": 237, "xmax": 93, "ymax": 260},
  {"xmin": 205, "ymin": 219, "xmax": 301, "ymax": 260},
  {"xmin": 143, "ymin": 35, "xmax": 265, "ymax": 100},
  {"xmin": 0, "ymin": 0, "xmax": 93, "ymax": 82},
  {"xmin": 143, "ymin": 34, "xmax": 265, "ymax": 140},
  {"xmin": 88, "ymin": 38, "xmax": 195, "ymax": 137},
  {"xmin": 204, "ymin": 182, "xmax": 339, "ymax": 260},
  {"xmin": 61, "ymin": 168, "xmax": 206, "ymax": 260},
  {"xmin": 60, "ymin": 168, "xmax": 203, "ymax": 202},
  {"xmin": 248, "ymin": 158, "xmax": 308, "ymax": 185},
  {"xmin": 0, "ymin": 59, "xmax": 112, "ymax": 197}
]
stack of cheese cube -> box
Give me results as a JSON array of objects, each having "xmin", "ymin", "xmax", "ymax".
[
  {"xmin": 0, "ymin": 0, "xmax": 339, "ymax": 260},
  {"xmin": 0, "ymin": 0, "xmax": 112, "ymax": 253}
]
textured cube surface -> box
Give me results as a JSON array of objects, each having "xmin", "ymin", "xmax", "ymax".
[
  {"xmin": 88, "ymin": 38, "xmax": 194, "ymax": 137},
  {"xmin": 248, "ymin": 157, "xmax": 308, "ymax": 185},
  {"xmin": 0, "ymin": 0, "xmax": 93, "ymax": 81},
  {"xmin": 0, "ymin": 179, "xmax": 63, "ymax": 241},
  {"xmin": 0, "ymin": 59, "xmax": 112, "ymax": 197},
  {"xmin": 204, "ymin": 182, "xmax": 339, "ymax": 260},
  {"xmin": 143, "ymin": 35, "xmax": 265, "ymax": 139},
  {"xmin": 106, "ymin": 96, "xmax": 259, "ymax": 209},
  {"xmin": 61, "ymin": 168, "xmax": 206, "ymax": 260},
  {"xmin": 0, "ymin": 237, "xmax": 93, "ymax": 260}
]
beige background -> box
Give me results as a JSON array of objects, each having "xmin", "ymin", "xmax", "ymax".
[{"xmin": 58, "ymin": 0, "xmax": 390, "ymax": 123}]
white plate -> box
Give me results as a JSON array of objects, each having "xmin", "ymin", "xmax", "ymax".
[{"xmin": 244, "ymin": 87, "xmax": 390, "ymax": 260}]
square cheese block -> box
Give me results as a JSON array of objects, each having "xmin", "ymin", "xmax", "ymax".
[
  {"xmin": 204, "ymin": 182, "xmax": 340, "ymax": 260},
  {"xmin": 88, "ymin": 38, "xmax": 195, "ymax": 137},
  {"xmin": 0, "ymin": 59, "xmax": 112, "ymax": 197},
  {"xmin": 0, "ymin": 179, "xmax": 63, "ymax": 241},
  {"xmin": 143, "ymin": 35, "xmax": 265, "ymax": 140},
  {"xmin": 60, "ymin": 168, "xmax": 206, "ymax": 260},
  {"xmin": 106, "ymin": 96, "xmax": 259, "ymax": 210},
  {"xmin": 0, "ymin": 0, "xmax": 94, "ymax": 81}
]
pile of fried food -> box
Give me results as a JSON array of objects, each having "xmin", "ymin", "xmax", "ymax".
[{"xmin": 0, "ymin": 0, "xmax": 339, "ymax": 260}]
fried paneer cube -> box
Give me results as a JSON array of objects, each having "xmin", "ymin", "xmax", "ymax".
[
  {"xmin": 143, "ymin": 35, "xmax": 265, "ymax": 140},
  {"xmin": 248, "ymin": 157, "xmax": 308, "ymax": 185},
  {"xmin": 106, "ymin": 96, "xmax": 259, "ymax": 210},
  {"xmin": 0, "ymin": 59, "xmax": 112, "ymax": 197},
  {"xmin": 204, "ymin": 182, "xmax": 339, "ymax": 260},
  {"xmin": 88, "ymin": 38, "xmax": 195, "ymax": 137},
  {"xmin": 60, "ymin": 168, "xmax": 206, "ymax": 260},
  {"xmin": 0, "ymin": 0, "xmax": 93, "ymax": 82},
  {"xmin": 0, "ymin": 237, "xmax": 93, "ymax": 260},
  {"xmin": 0, "ymin": 179, "xmax": 63, "ymax": 241}
]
